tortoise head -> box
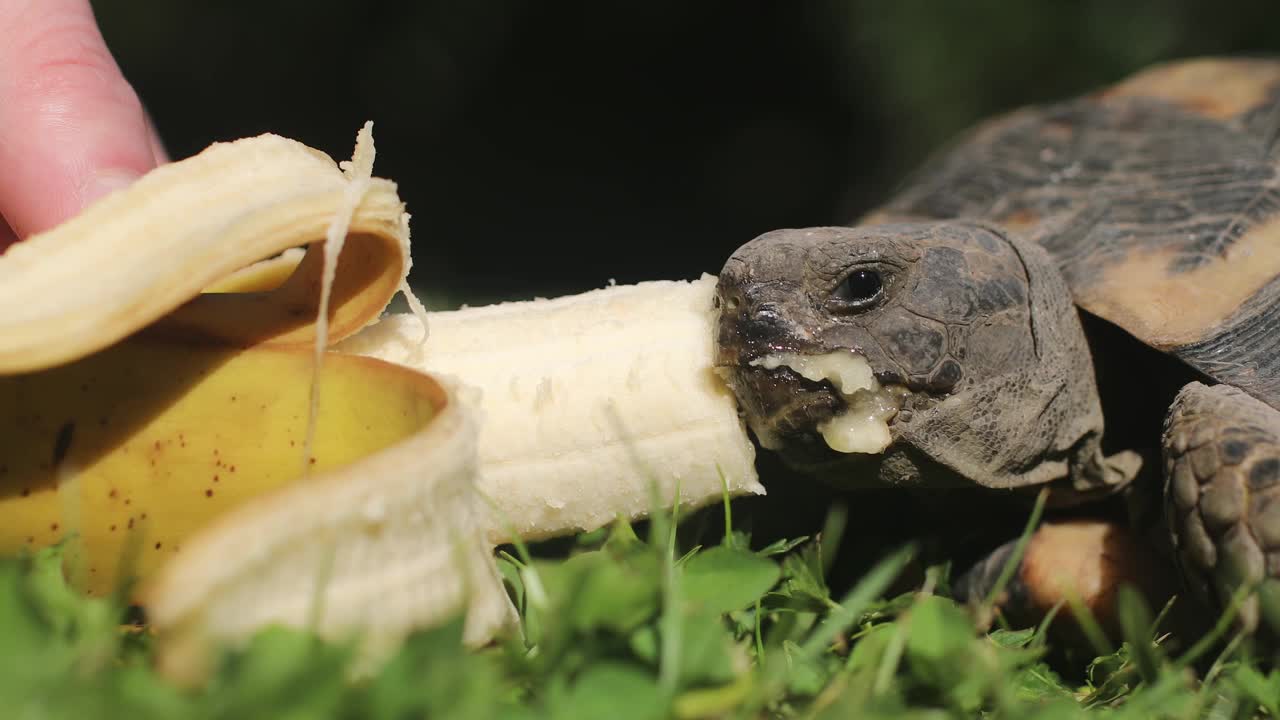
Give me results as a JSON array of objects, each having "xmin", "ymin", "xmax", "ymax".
[{"xmin": 715, "ymin": 222, "xmax": 1134, "ymax": 495}]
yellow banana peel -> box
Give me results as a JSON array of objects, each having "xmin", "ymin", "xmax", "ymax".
[{"xmin": 0, "ymin": 131, "xmax": 407, "ymax": 371}]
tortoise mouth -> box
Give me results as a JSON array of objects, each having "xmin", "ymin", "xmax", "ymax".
[
  {"xmin": 714, "ymin": 363, "xmax": 846, "ymax": 450},
  {"xmin": 712, "ymin": 272, "xmax": 918, "ymax": 464},
  {"xmin": 714, "ymin": 350, "xmax": 911, "ymax": 462}
]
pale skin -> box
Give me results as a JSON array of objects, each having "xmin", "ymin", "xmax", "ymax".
[{"xmin": 0, "ymin": 0, "xmax": 165, "ymax": 252}]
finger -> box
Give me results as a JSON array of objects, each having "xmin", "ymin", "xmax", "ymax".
[{"xmin": 0, "ymin": 0, "xmax": 158, "ymax": 238}]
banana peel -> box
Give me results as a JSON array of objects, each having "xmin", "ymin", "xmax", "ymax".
[
  {"xmin": 0, "ymin": 122, "xmax": 763, "ymax": 685},
  {"xmin": 0, "ymin": 131, "xmax": 407, "ymax": 371},
  {"xmin": 0, "ymin": 125, "xmax": 514, "ymax": 683}
]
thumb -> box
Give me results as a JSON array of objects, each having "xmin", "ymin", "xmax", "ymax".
[{"xmin": 0, "ymin": 0, "xmax": 160, "ymax": 243}]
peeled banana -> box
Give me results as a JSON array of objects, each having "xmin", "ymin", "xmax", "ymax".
[
  {"xmin": 0, "ymin": 124, "xmax": 761, "ymax": 682},
  {"xmin": 336, "ymin": 276, "xmax": 764, "ymax": 544}
]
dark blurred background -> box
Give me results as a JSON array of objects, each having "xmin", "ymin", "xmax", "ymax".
[{"xmin": 94, "ymin": 0, "xmax": 1280, "ymax": 306}]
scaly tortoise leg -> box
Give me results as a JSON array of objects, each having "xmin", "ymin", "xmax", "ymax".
[{"xmin": 1164, "ymin": 381, "xmax": 1280, "ymax": 638}]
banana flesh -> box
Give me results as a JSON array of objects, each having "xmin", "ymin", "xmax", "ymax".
[{"xmin": 336, "ymin": 276, "xmax": 764, "ymax": 543}]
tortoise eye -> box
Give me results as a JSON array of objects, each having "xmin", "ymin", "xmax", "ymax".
[{"xmin": 833, "ymin": 269, "xmax": 884, "ymax": 308}]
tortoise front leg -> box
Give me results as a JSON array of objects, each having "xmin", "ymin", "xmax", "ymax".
[{"xmin": 1165, "ymin": 382, "xmax": 1280, "ymax": 637}]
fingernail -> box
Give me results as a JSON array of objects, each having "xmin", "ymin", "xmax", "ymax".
[{"xmin": 81, "ymin": 169, "xmax": 141, "ymax": 208}]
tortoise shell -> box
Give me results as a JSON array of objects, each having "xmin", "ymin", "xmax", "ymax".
[{"xmin": 867, "ymin": 58, "xmax": 1280, "ymax": 410}]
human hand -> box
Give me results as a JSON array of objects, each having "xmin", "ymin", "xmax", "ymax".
[{"xmin": 0, "ymin": 0, "xmax": 165, "ymax": 252}]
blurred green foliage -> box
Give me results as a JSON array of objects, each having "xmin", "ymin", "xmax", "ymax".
[{"xmin": 91, "ymin": 1, "xmax": 1280, "ymax": 303}]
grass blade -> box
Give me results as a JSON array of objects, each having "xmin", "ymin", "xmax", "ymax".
[
  {"xmin": 1117, "ymin": 584, "xmax": 1161, "ymax": 683},
  {"xmin": 982, "ymin": 487, "xmax": 1048, "ymax": 612},
  {"xmin": 818, "ymin": 503, "xmax": 848, "ymax": 577},
  {"xmin": 1065, "ymin": 588, "xmax": 1115, "ymax": 658},
  {"xmin": 801, "ymin": 544, "xmax": 916, "ymax": 658},
  {"xmin": 1177, "ymin": 584, "xmax": 1252, "ymax": 670}
]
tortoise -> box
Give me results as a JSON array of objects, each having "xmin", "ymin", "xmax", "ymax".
[{"xmin": 712, "ymin": 56, "xmax": 1280, "ymax": 641}]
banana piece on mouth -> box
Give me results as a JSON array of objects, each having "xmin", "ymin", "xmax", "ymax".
[
  {"xmin": 0, "ymin": 125, "xmax": 763, "ymax": 681},
  {"xmin": 336, "ymin": 275, "xmax": 764, "ymax": 544},
  {"xmin": 750, "ymin": 351, "xmax": 904, "ymax": 454}
]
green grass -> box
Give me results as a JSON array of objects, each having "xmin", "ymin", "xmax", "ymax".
[{"xmin": 1, "ymin": 497, "xmax": 1277, "ymax": 718}]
